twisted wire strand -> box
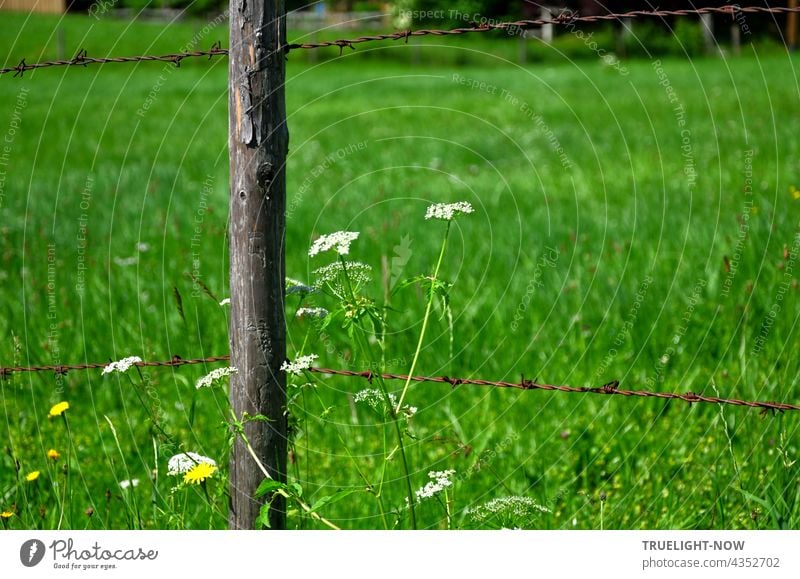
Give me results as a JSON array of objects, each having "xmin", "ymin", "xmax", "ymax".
[
  {"xmin": 1, "ymin": 355, "xmax": 796, "ymax": 413},
  {"xmin": 3, "ymin": 6, "xmax": 798, "ymax": 75}
]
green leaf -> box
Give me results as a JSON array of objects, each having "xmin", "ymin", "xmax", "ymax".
[
  {"xmin": 392, "ymin": 274, "xmax": 427, "ymax": 295},
  {"xmin": 318, "ymin": 307, "xmax": 344, "ymax": 331},
  {"xmin": 254, "ymin": 478, "xmax": 285, "ymax": 499},
  {"xmin": 288, "ymin": 482, "xmax": 304, "ymax": 498},
  {"xmin": 310, "ymin": 489, "xmax": 357, "ymax": 513},
  {"xmin": 256, "ymin": 503, "xmax": 272, "ymax": 529},
  {"xmin": 242, "ymin": 413, "xmax": 272, "ymax": 424}
]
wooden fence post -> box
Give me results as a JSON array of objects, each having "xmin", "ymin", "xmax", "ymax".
[{"xmin": 228, "ymin": 0, "xmax": 289, "ymax": 530}]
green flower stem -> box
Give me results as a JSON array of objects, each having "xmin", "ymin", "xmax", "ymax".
[
  {"xmin": 103, "ymin": 416, "xmax": 141, "ymax": 529},
  {"xmin": 233, "ymin": 410, "xmax": 340, "ymax": 530},
  {"xmin": 296, "ymin": 369, "xmax": 389, "ymax": 528},
  {"xmin": 201, "ymin": 481, "xmax": 214, "ymax": 528},
  {"xmin": 129, "ymin": 370, "xmax": 172, "ymax": 443},
  {"xmin": 338, "ymin": 255, "xmax": 417, "ymax": 529},
  {"xmin": 62, "ymin": 415, "xmax": 100, "ymax": 529},
  {"xmin": 443, "ymin": 489, "xmax": 453, "ymax": 529},
  {"xmin": 181, "ymin": 488, "xmax": 189, "ymax": 527},
  {"xmin": 349, "ymin": 325, "xmax": 417, "ymax": 529},
  {"xmin": 339, "ymin": 432, "xmax": 390, "ymax": 529},
  {"xmin": 59, "ymin": 414, "xmax": 72, "ymax": 529},
  {"xmin": 298, "ymin": 326, "xmax": 313, "ymax": 509},
  {"xmin": 48, "ymin": 437, "xmax": 67, "ymax": 530},
  {"xmin": 346, "ymin": 322, "xmax": 417, "ymax": 528},
  {"xmin": 395, "ymin": 220, "xmax": 451, "ymax": 413}
]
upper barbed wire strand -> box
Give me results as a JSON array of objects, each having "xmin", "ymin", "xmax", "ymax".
[
  {"xmin": 285, "ymin": 5, "xmax": 799, "ymax": 50},
  {"xmin": 2, "ymin": 5, "xmax": 800, "ymax": 75}
]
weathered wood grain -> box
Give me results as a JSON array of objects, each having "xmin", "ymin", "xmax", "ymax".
[{"xmin": 228, "ymin": 0, "xmax": 288, "ymax": 530}]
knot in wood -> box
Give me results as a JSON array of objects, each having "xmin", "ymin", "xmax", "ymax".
[{"xmin": 257, "ymin": 162, "xmax": 274, "ymax": 188}]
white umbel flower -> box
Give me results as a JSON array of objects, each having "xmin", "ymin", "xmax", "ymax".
[
  {"xmin": 167, "ymin": 452, "xmax": 216, "ymax": 476},
  {"xmin": 354, "ymin": 388, "xmax": 416, "ymax": 417},
  {"xmin": 280, "ymin": 354, "xmax": 319, "ymax": 376},
  {"xmin": 313, "ymin": 261, "xmax": 372, "ymax": 289},
  {"xmin": 102, "ymin": 356, "xmax": 143, "ymax": 375},
  {"xmin": 296, "ymin": 307, "xmax": 328, "ymax": 319},
  {"xmin": 466, "ymin": 496, "xmax": 550, "ymax": 522},
  {"xmin": 415, "ymin": 469, "xmax": 456, "ymax": 501},
  {"xmin": 424, "ymin": 201, "xmax": 474, "ymax": 221},
  {"xmin": 355, "ymin": 388, "xmax": 397, "ymax": 410},
  {"xmin": 308, "ymin": 231, "xmax": 359, "ymax": 257},
  {"xmin": 196, "ymin": 367, "xmax": 238, "ymax": 389}
]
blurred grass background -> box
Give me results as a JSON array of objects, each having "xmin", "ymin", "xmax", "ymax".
[{"xmin": 0, "ymin": 11, "xmax": 799, "ymax": 529}]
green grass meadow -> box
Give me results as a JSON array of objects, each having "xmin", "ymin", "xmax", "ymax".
[{"xmin": 1, "ymin": 12, "xmax": 799, "ymax": 530}]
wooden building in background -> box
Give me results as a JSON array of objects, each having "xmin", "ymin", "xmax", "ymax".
[{"xmin": 0, "ymin": 0, "xmax": 66, "ymax": 14}]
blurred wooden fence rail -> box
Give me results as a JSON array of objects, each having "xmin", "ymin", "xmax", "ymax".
[
  {"xmin": 287, "ymin": 10, "xmax": 390, "ymax": 30},
  {"xmin": 0, "ymin": 0, "xmax": 64, "ymax": 14}
]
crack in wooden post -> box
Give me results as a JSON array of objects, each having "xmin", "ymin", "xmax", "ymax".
[{"xmin": 228, "ymin": 0, "xmax": 288, "ymax": 530}]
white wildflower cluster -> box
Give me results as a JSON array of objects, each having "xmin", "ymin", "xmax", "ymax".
[
  {"xmin": 280, "ymin": 354, "xmax": 319, "ymax": 376},
  {"xmin": 313, "ymin": 261, "xmax": 372, "ymax": 291},
  {"xmin": 286, "ymin": 277, "xmax": 315, "ymax": 296},
  {"xmin": 102, "ymin": 356, "xmax": 143, "ymax": 375},
  {"xmin": 424, "ymin": 201, "xmax": 474, "ymax": 221},
  {"xmin": 196, "ymin": 366, "xmax": 238, "ymax": 389},
  {"xmin": 354, "ymin": 388, "xmax": 396, "ymax": 410},
  {"xmin": 296, "ymin": 307, "xmax": 328, "ymax": 319},
  {"xmin": 466, "ymin": 496, "xmax": 550, "ymax": 523},
  {"xmin": 167, "ymin": 452, "xmax": 216, "ymax": 476},
  {"xmin": 119, "ymin": 479, "xmax": 140, "ymax": 490},
  {"xmin": 402, "ymin": 405, "xmax": 418, "ymax": 418},
  {"xmin": 354, "ymin": 388, "xmax": 416, "ymax": 417},
  {"xmin": 415, "ymin": 469, "xmax": 456, "ymax": 501},
  {"xmin": 308, "ymin": 231, "xmax": 360, "ymax": 257}
]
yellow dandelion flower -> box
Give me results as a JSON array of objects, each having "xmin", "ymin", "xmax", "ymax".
[
  {"xmin": 47, "ymin": 449, "xmax": 60, "ymax": 461},
  {"xmin": 26, "ymin": 471, "xmax": 40, "ymax": 482},
  {"xmin": 48, "ymin": 401, "xmax": 69, "ymax": 417},
  {"xmin": 1, "ymin": 510, "xmax": 14, "ymax": 519},
  {"xmin": 183, "ymin": 462, "xmax": 217, "ymax": 485},
  {"xmin": 793, "ymin": 188, "xmax": 800, "ymax": 200}
]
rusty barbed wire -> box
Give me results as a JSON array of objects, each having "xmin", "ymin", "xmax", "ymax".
[
  {"xmin": 2, "ymin": 5, "xmax": 799, "ymax": 76},
  {"xmin": 285, "ymin": 5, "xmax": 800, "ymax": 52},
  {"xmin": 1, "ymin": 354, "xmax": 797, "ymax": 414},
  {"xmin": 0, "ymin": 355, "xmax": 230, "ymax": 376},
  {"xmin": 0, "ymin": 44, "xmax": 228, "ymax": 77},
  {"xmin": 309, "ymin": 368, "xmax": 800, "ymax": 414}
]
